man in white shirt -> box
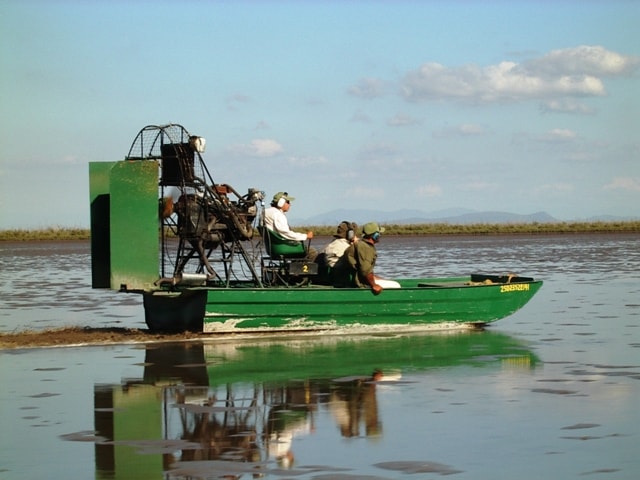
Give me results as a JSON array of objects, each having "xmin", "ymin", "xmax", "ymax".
[
  {"xmin": 263, "ymin": 192, "xmax": 317, "ymax": 261},
  {"xmin": 264, "ymin": 192, "xmax": 312, "ymax": 241}
]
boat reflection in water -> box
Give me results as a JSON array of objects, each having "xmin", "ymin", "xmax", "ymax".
[{"xmin": 89, "ymin": 331, "xmax": 537, "ymax": 479}]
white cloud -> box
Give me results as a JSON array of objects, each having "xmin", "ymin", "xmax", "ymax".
[
  {"xmin": 540, "ymin": 99, "xmax": 595, "ymax": 115},
  {"xmin": 604, "ymin": 177, "xmax": 640, "ymax": 192},
  {"xmin": 458, "ymin": 124, "xmax": 486, "ymax": 135},
  {"xmin": 226, "ymin": 93, "xmax": 250, "ymax": 111},
  {"xmin": 350, "ymin": 109, "xmax": 373, "ymax": 124},
  {"xmin": 345, "ymin": 185, "xmax": 386, "ymax": 199},
  {"xmin": 347, "ymin": 77, "xmax": 387, "ymax": 99},
  {"xmin": 228, "ymin": 93, "xmax": 250, "ymax": 103},
  {"xmin": 228, "ymin": 139, "xmax": 284, "ymax": 157},
  {"xmin": 387, "ymin": 113, "xmax": 421, "ymax": 127},
  {"xmin": 433, "ymin": 123, "xmax": 486, "ymax": 138},
  {"xmin": 542, "ymin": 129, "xmax": 578, "ymax": 142},
  {"xmin": 534, "ymin": 183, "xmax": 575, "ymax": 195},
  {"xmin": 513, "ymin": 128, "xmax": 579, "ymax": 146},
  {"xmin": 357, "ymin": 142, "xmax": 400, "ymax": 163},
  {"xmin": 400, "ymin": 46, "xmax": 638, "ymax": 104},
  {"xmin": 286, "ymin": 155, "xmax": 329, "ymax": 167},
  {"xmin": 524, "ymin": 45, "xmax": 640, "ymax": 77},
  {"xmin": 416, "ymin": 184, "xmax": 443, "ymax": 198},
  {"xmin": 251, "ymin": 139, "xmax": 284, "ymax": 157},
  {"xmin": 464, "ymin": 181, "xmax": 498, "ymax": 191}
]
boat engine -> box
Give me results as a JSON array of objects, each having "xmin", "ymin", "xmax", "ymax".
[{"xmin": 125, "ymin": 124, "xmax": 264, "ymax": 282}]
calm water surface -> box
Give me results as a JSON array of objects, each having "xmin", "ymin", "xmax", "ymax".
[{"xmin": 1, "ymin": 234, "xmax": 639, "ymax": 479}]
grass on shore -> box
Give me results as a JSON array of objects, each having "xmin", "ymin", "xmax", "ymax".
[
  {"xmin": 0, "ymin": 227, "xmax": 91, "ymax": 241},
  {"xmin": 1, "ymin": 221, "xmax": 639, "ymax": 242}
]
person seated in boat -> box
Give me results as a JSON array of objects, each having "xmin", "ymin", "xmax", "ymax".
[
  {"xmin": 332, "ymin": 222, "xmax": 400, "ymax": 294},
  {"xmin": 263, "ymin": 191, "xmax": 317, "ymax": 261},
  {"xmin": 315, "ymin": 221, "xmax": 358, "ymax": 284},
  {"xmin": 323, "ymin": 221, "xmax": 358, "ymax": 267}
]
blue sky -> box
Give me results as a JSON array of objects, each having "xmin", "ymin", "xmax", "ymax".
[{"xmin": 1, "ymin": 0, "xmax": 638, "ymax": 229}]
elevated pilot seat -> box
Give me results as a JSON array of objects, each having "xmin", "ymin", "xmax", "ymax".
[{"xmin": 259, "ymin": 227, "xmax": 317, "ymax": 286}]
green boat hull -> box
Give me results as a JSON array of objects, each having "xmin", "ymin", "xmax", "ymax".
[{"xmin": 142, "ymin": 275, "xmax": 543, "ymax": 333}]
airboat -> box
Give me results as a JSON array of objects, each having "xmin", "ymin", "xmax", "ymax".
[{"xmin": 89, "ymin": 124, "xmax": 542, "ymax": 333}]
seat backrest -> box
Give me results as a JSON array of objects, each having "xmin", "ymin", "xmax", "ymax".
[{"xmin": 259, "ymin": 226, "xmax": 306, "ymax": 258}]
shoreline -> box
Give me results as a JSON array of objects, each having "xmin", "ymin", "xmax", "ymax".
[
  {"xmin": 2, "ymin": 221, "xmax": 639, "ymax": 241},
  {"xmin": 0, "ymin": 326, "xmax": 205, "ymax": 350}
]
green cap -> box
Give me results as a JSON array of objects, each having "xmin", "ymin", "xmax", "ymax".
[
  {"xmin": 362, "ymin": 222, "xmax": 385, "ymax": 236},
  {"xmin": 272, "ymin": 192, "xmax": 295, "ymax": 204}
]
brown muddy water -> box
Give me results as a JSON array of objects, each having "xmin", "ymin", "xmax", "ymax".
[{"xmin": 0, "ymin": 234, "xmax": 639, "ymax": 479}]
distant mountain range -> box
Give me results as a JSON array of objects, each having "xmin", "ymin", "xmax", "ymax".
[{"xmin": 291, "ymin": 209, "xmax": 637, "ymax": 226}]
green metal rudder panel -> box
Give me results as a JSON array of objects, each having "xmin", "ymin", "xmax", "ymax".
[
  {"xmin": 89, "ymin": 160, "xmax": 160, "ymax": 291},
  {"xmin": 89, "ymin": 162, "xmax": 116, "ymax": 288},
  {"xmin": 109, "ymin": 160, "xmax": 160, "ymax": 290}
]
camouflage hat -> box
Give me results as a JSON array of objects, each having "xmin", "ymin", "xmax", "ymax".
[
  {"xmin": 334, "ymin": 221, "xmax": 357, "ymax": 239},
  {"xmin": 362, "ymin": 222, "xmax": 385, "ymax": 236}
]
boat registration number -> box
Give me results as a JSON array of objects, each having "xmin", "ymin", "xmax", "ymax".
[{"xmin": 500, "ymin": 283, "xmax": 530, "ymax": 293}]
